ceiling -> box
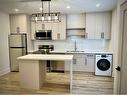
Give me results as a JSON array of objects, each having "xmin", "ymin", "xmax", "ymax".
[{"xmin": 0, "ymin": 0, "xmax": 117, "ymax": 14}]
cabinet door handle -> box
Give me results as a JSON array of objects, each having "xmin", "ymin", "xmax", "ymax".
[
  {"xmin": 87, "ymin": 54, "xmax": 94, "ymax": 57},
  {"xmin": 85, "ymin": 32, "xmax": 88, "ymax": 39},
  {"xmin": 57, "ymin": 33, "xmax": 60, "ymax": 39},
  {"xmin": 42, "ymin": 24, "xmax": 45, "ymax": 29},
  {"xmin": 85, "ymin": 58, "xmax": 87, "ymax": 65},
  {"xmin": 103, "ymin": 32, "xmax": 104, "ymax": 38},
  {"xmin": 101, "ymin": 32, "xmax": 104, "ymax": 39},
  {"xmin": 73, "ymin": 59, "xmax": 76, "ymax": 64}
]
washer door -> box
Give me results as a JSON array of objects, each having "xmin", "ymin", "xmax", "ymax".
[{"xmin": 97, "ymin": 59, "xmax": 110, "ymax": 71}]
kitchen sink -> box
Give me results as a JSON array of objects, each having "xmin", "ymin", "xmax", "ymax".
[{"xmin": 66, "ymin": 50, "xmax": 85, "ymax": 53}]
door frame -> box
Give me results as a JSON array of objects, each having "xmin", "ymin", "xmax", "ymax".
[{"xmin": 116, "ymin": 1, "xmax": 127, "ymax": 94}]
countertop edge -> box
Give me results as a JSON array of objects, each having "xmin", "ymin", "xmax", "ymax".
[{"xmin": 28, "ymin": 50, "xmax": 113, "ymax": 54}]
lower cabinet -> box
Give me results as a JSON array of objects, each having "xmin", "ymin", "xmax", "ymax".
[
  {"xmin": 84, "ymin": 54, "xmax": 95, "ymax": 72},
  {"xmin": 65, "ymin": 53, "xmax": 95, "ymax": 72}
]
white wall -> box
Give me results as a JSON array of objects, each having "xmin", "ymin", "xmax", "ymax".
[{"xmin": 0, "ymin": 11, "xmax": 10, "ymax": 76}]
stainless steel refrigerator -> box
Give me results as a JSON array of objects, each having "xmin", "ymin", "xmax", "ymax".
[{"xmin": 8, "ymin": 33, "xmax": 27, "ymax": 71}]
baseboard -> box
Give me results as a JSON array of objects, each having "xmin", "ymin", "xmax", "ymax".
[{"xmin": 0, "ymin": 67, "xmax": 10, "ymax": 76}]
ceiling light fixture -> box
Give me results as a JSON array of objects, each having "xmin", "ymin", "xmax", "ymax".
[
  {"xmin": 14, "ymin": 8, "xmax": 19, "ymax": 12},
  {"xmin": 66, "ymin": 6, "xmax": 71, "ymax": 9},
  {"xmin": 39, "ymin": 7, "xmax": 43, "ymax": 11},
  {"xmin": 96, "ymin": 3, "xmax": 101, "ymax": 8},
  {"xmin": 31, "ymin": 0, "xmax": 60, "ymax": 22}
]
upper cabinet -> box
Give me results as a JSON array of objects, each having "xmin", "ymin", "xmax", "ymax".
[
  {"xmin": 67, "ymin": 13, "xmax": 86, "ymax": 28},
  {"xmin": 86, "ymin": 12, "xmax": 111, "ymax": 39},
  {"xmin": 30, "ymin": 15, "xmax": 66, "ymax": 40},
  {"xmin": 52, "ymin": 15, "xmax": 66, "ymax": 40},
  {"xmin": 66, "ymin": 13, "xmax": 86, "ymax": 38},
  {"xmin": 10, "ymin": 14, "xmax": 28, "ymax": 33}
]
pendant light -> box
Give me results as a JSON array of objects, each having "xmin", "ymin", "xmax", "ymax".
[{"xmin": 31, "ymin": 0, "xmax": 60, "ymax": 22}]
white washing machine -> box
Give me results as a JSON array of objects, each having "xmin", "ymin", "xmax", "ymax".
[{"xmin": 95, "ymin": 54, "xmax": 113, "ymax": 76}]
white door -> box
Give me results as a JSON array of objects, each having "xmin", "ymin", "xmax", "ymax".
[
  {"xmin": 116, "ymin": 1, "xmax": 127, "ymax": 94},
  {"xmin": 120, "ymin": 3, "xmax": 127, "ymax": 94}
]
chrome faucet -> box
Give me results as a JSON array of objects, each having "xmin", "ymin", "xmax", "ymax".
[{"xmin": 74, "ymin": 40, "xmax": 77, "ymax": 51}]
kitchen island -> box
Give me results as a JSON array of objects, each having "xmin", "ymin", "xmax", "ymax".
[{"xmin": 17, "ymin": 54, "xmax": 73, "ymax": 92}]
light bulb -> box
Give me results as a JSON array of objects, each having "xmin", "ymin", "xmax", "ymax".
[
  {"xmin": 40, "ymin": 8, "xmax": 42, "ymax": 11},
  {"xmin": 96, "ymin": 3, "xmax": 101, "ymax": 7},
  {"xmin": 35, "ymin": 17, "xmax": 38, "ymax": 21},
  {"xmin": 66, "ymin": 6, "xmax": 71, "ymax": 9},
  {"xmin": 14, "ymin": 8, "xmax": 19, "ymax": 12},
  {"xmin": 48, "ymin": 16, "xmax": 51, "ymax": 21},
  {"xmin": 41, "ymin": 16, "xmax": 44, "ymax": 21},
  {"xmin": 54, "ymin": 16, "xmax": 58, "ymax": 20}
]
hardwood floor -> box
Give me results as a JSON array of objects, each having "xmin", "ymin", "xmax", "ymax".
[{"xmin": 0, "ymin": 72, "xmax": 113, "ymax": 94}]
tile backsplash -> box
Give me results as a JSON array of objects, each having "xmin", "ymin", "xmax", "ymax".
[{"xmin": 33, "ymin": 38, "xmax": 110, "ymax": 52}]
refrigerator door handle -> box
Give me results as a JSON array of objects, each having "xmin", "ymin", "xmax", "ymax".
[{"xmin": 10, "ymin": 47, "xmax": 25, "ymax": 48}]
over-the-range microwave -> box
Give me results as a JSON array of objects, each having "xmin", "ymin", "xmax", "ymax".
[{"xmin": 35, "ymin": 30, "xmax": 52, "ymax": 40}]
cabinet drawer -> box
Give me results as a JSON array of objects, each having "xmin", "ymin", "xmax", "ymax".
[
  {"xmin": 74, "ymin": 54, "xmax": 85, "ymax": 58},
  {"xmin": 85, "ymin": 54, "xmax": 95, "ymax": 57}
]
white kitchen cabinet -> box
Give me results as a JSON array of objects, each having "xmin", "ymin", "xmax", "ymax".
[
  {"xmin": 85, "ymin": 13, "xmax": 96, "ymax": 39},
  {"xmin": 66, "ymin": 13, "xmax": 86, "ymax": 39},
  {"xmin": 72, "ymin": 54, "xmax": 85, "ymax": 71},
  {"xmin": 58, "ymin": 15, "xmax": 66, "ymax": 40},
  {"xmin": 52, "ymin": 15, "xmax": 66, "ymax": 40},
  {"xmin": 67, "ymin": 13, "xmax": 86, "ymax": 28},
  {"xmin": 52, "ymin": 23, "xmax": 59, "ymax": 40},
  {"xmin": 30, "ymin": 21, "xmax": 36, "ymax": 40},
  {"xmin": 10, "ymin": 14, "xmax": 28, "ymax": 33},
  {"xmin": 30, "ymin": 15, "xmax": 66, "ymax": 40},
  {"xmin": 102, "ymin": 12, "xmax": 111, "ymax": 39},
  {"xmin": 86, "ymin": 12, "xmax": 111, "ymax": 39},
  {"xmin": 65, "ymin": 53, "xmax": 95, "ymax": 72},
  {"xmin": 84, "ymin": 54, "xmax": 95, "ymax": 72},
  {"xmin": 75, "ymin": 58, "xmax": 85, "ymax": 71},
  {"xmin": 95, "ymin": 13, "xmax": 103, "ymax": 39},
  {"xmin": 44, "ymin": 22, "xmax": 52, "ymax": 30},
  {"xmin": 65, "ymin": 54, "xmax": 85, "ymax": 71}
]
